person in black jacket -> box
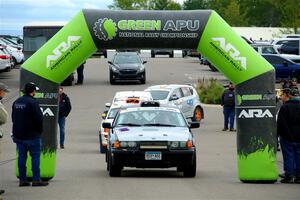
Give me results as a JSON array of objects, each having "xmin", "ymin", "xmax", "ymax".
[
  {"xmin": 277, "ymin": 88, "xmax": 300, "ymax": 184},
  {"xmin": 12, "ymin": 82, "xmax": 48, "ymax": 187},
  {"xmin": 221, "ymin": 83, "xmax": 236, "ymax": 131},
  {"xmin": 58, "ymin": 86, "xmax": 72, "ymax": 149}
]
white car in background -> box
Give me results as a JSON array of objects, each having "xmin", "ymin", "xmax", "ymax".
[
  {"xmin": 0, "ymin": 38, "xmax": 24, "ymax": 65},
  {"xmin": 145, "ymin": 84, "xmax": 204, "ymax": 122},
  {"xmin": 0, "ymin": 48, "xmax": 12, "ymax": 71},
  {"xmin": 99, "ymin": 91, "xmax": 153, "ymax": 153},
  {"xmin": 251, "ymin": 43, "xmax": 300, "ymax": 63}
]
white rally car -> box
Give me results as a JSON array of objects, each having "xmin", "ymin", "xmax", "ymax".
[
  {"xmin": 145, "ymin": 84, "xmax": 204, "ymax": 122},
  {"xmin": 102, "ymin": 101, "xmax": 199, "ymax": 177},
  {"xmin": 99, "ymin": 91, "xmax": 153, "ymax": 153}
]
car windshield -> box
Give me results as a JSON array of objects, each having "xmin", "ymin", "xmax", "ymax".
[
  {"xmin": 113, "ymin": 54, "xmax": 140, "ymax": 64},
  {"xmin": 148, "ymin": 90, "xmax": 169, "ymax": 100},
  {"xmin": 115, "ymin": 109, "xmax": 186, "ymax": 127},
  {"xmin": 108, "ymin": 108, "xmax": 120, "ymax": 119}
]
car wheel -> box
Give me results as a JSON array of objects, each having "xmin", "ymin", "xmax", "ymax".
[
  {"xmin": 140, "ymin": 72, "xmax": 146, "ymax": 84},
  {"xmin": 151, "ymin": 53, "xmax": 155, "ymax": 58},
  {"xmin": 183, "ymin": 152, "xmax": 196, "ymax": 177},
  {"xmin": 109, "ymin": 70, "xmax": 115, "ymax": 85},
  {"xmin": 169, "ymin": 51, "xmax": 174, "ymax": 58},
  {"xmin": 103, "ymin": 50, "xmax": 107, "ymax": 58},
  {"xmin": 109, "ymin": 155, "xmax": 122, "ymax": 177},
  {"xmin": 99, "ymin": 134, "xmax": 106, "ymax": 154},
  {"xmin": 12, "ymin": 57, "xmax": 17, "ymax": 68},
  {"xmin": 192, "ymin": 106, "xmax": 203, "ymax": 122}
]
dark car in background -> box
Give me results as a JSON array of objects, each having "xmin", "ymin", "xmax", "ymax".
[
  {"xmin": 151, "ymin": 49, "xmax": 174, "ymax": 58},
  {"xmin": 108, "ymin": 52, "xmax": 147, "ymax": 84},
  {"xmin": 262, "ymin": 54, "xmax": 300, "ymax": 81}
]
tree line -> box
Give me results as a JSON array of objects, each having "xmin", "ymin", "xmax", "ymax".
[{"xmin": 109, "ymin": 0, "xmax": 300, "ymax": 33}]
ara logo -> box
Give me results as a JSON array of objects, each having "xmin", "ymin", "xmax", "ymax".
[
  {"xmin": 212, "ymin": 37, "xmax": 247, "ymax": 70},
  {"xmin": 40, "ymin": 107, "xmax": 55, "ymax": 117},
  {"xmin": 93, "ymin": 18, "xmax": 117, "ymax": 41},
  {"xmin": 238, "ymin": 109, "xmax": 273, "ymax": 118},
  {"xmin": 46, "ymin": 36, "xmax": 81, "ymax": 69}
]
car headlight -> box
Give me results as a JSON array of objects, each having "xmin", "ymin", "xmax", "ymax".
[
  {"xmin": 139, "ymin": 65, "xmax": 145, "ymax": 71},
  {"xmin": 120, "ymin": 141, "xmax": 137, "ymax": 148},
  {"xmin": 111, "ymin": 66, "xmax": 118, "ymax": 72},
  {"xmin": 169, "ymin": 141, "xmax": 186, "ymax": 148}
]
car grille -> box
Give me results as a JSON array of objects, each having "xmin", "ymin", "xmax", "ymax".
[
  {"xmin": 120, "ymin": 69, "xmax": 137, "ymax": 75},
  {"xmin": 139, "ymin": 141, "xmax": 168, "ymax": 149}
]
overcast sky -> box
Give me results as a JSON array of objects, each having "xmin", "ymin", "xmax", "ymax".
[{"xmin": 0, "ymin": 0, "xmax": 185, "ymax": 35}]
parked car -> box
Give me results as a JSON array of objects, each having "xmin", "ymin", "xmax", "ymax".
[
  {"xmin": 251, "ymin": 43, "xmax": 300, "ymax": 63},
  {"xmin": 145, "ymin": 84, "xmax": 204, "ymax": 122},
  {"xmin": 262, "ymin": 54, "xmax": 300, "ymax": 81},
  {"xmin": 108, "ymin": 52, "xmax": 146, "ymax": 84},
  {"xmin": 99, "ymin": 91, "xmax": 153, "ymax": 153},
  {"xmin": 0, "ymin": 38, "xmax": 24, "ymax": 65},
  {"xmin": 151, "ymin": 49, "xmax": 174, "ymax": 58},
  {"xmin": 271, "ymin": 38, "xmax": 300, "ymax": 55},
  {"xmin": 182, "ymin": 50, "xmax": 200, "ymax": 58},
  {"xmin": 103, "ymin": 102, "xmax": 199, "ymax": 177},
  {"xmin": 0, "ymin": 48, "xmax": 12, "ymax": 72}
]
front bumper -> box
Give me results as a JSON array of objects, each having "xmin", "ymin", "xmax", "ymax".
[
  {"xmin": 112, "ymin": 71, "xmax": 144, "ymax": 80},
  {"xmin": 110, "ymin": 148, "xmax": 195, "ymax": 168}
]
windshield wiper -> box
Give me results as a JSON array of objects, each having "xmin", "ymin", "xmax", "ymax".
[
  {"xmin": 117, "ymin": 123, "xmax": 141, "ymax": 126},
  {"xmin": 143, "ymin": 123, "xmax": 176, "ymax": 127}
]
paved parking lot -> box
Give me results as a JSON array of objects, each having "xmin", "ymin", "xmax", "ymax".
[{"xmin": 0, "ymin": 57, "xmax": 299, "ymax": 200}]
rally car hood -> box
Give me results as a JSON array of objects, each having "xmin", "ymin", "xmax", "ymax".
[{"xmin": 114, "ymin": 126, "xmax": 190, "ymax": 141}]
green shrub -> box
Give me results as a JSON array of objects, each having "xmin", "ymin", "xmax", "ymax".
[{"xmin": 196, "ymin": 78, "xmax": 224, "ymax": 104}]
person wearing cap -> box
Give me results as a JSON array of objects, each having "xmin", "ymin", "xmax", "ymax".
[
  {"xmin": 221, "ymin": 82, "xmax": 236, "ymax": 131},
  {"xmin": 0, "ymin": 82, "xmax": 10, "ymax": 196},
  {"xmin": 58, "ymin": 86, "xmax": 72, "ymax": 149},
  {"xmin": 12, "ymin": 82, "xmax": 48, "ymax": 187},
  {"xmin": 289, "ymin": 78, "xmax": 298, "ymax": 90},
  {"xmin": 277, "ymin": 88, "xmax": 300, "ymax": 184}
]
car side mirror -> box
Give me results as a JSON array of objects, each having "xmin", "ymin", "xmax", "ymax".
[
  {"xmin": 105, "ymin": 103, "xmax": 111, "ymax": 108},
  {"xmin": 143, "ymin": 60, "xmax": 147, "ymax": 64},
  {"xmin": 189, "ymin": 122, "xmax": 200, "ymax": 129},
  {"xmin": 108, "ymin": 61, "xmax": 113, "ymax": 65},
  {"xmin": 169, "ymin": 94, "xmax": 179, "ymax": 101},
  {"xmin": 102, "ymin": 122, "xmax": 112, "ymax": 129}
]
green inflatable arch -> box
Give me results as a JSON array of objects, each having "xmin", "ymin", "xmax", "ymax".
[{"xmin": 19, "ymin": 9, "xmax": 278, "ymax": 182}]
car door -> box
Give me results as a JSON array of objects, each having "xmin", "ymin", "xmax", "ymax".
[
  {"xmin": 169, "ymin": 88, "xmax": 184, "ymax": 111},
  {"xmin": 180, "ymin": 87, "xmax": 194, "ymax": 117},
  {"xmin": 263, "ymin": 55, "xmax": 291, "ymax": 79}
]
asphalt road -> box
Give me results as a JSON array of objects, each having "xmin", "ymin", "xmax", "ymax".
[{"xmin": 0, "ymin": 57, "xmax": 299, "ymax": 200}]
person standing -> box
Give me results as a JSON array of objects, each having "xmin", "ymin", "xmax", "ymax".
[
  {"xmin": 12, "ymin": 82, "xmax": 48, "ymax": 187},
  {"xmin": 0, "ymin": 83, "xmax": 10, "ymax": 195},
  {"xmin": 76, "ymin": 63, "xmax": 85, "ymax": 85},
  {"xmin": 58, "ymin": 86, "xmax": 72, "ymax": 149},
  {"xmin": 277, "ymin": 88, "xmax": 300, "ymax": 183},
  {"xmin": 221, "ymin": 83, "xmax": 236, "ymax": 131}
]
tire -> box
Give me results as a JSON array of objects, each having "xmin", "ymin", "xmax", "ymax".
[
  {"xmin": 103, "ymin": 51, "xmax": 107, "ymax": 58},
  {"xmin": 192, "ymin": 106, "xmax": 203, "ymax": 122},
  {"xmin": 109, "ymin": 70, "xmax": 115, "ymax": 85},
  {"xmin": 99, "ymin": 134, "xmax": 106, "ymax": 154},
  {"xmin": 169, "ymin": 51, "xmax": 174, "ymax": 58},
  {"xmin": 11, "ymin": 57, "xmax": 17, "ymax": 68},
  {"xmin": 151, "ymin": 53, "xmax": 155, "ymax": 58},
  {"xmin": 182, "ymin": 51, "xmax": 187, "ymax": 58},
  {"xmin": 140, "ymin": 72, "xmax": 146, "ymax": 84},
  {"xmin": 109, "ymin": 155, "xmax": 122, "ymax": 177},
  {"xmin": 183, "ymin": 152, "xmax": 196, "ymax": 177}
]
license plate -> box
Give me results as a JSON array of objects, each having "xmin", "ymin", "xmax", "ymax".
[{"xmin": 145, "ymin": 152, "xmax": 162, "ymax": 160}]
